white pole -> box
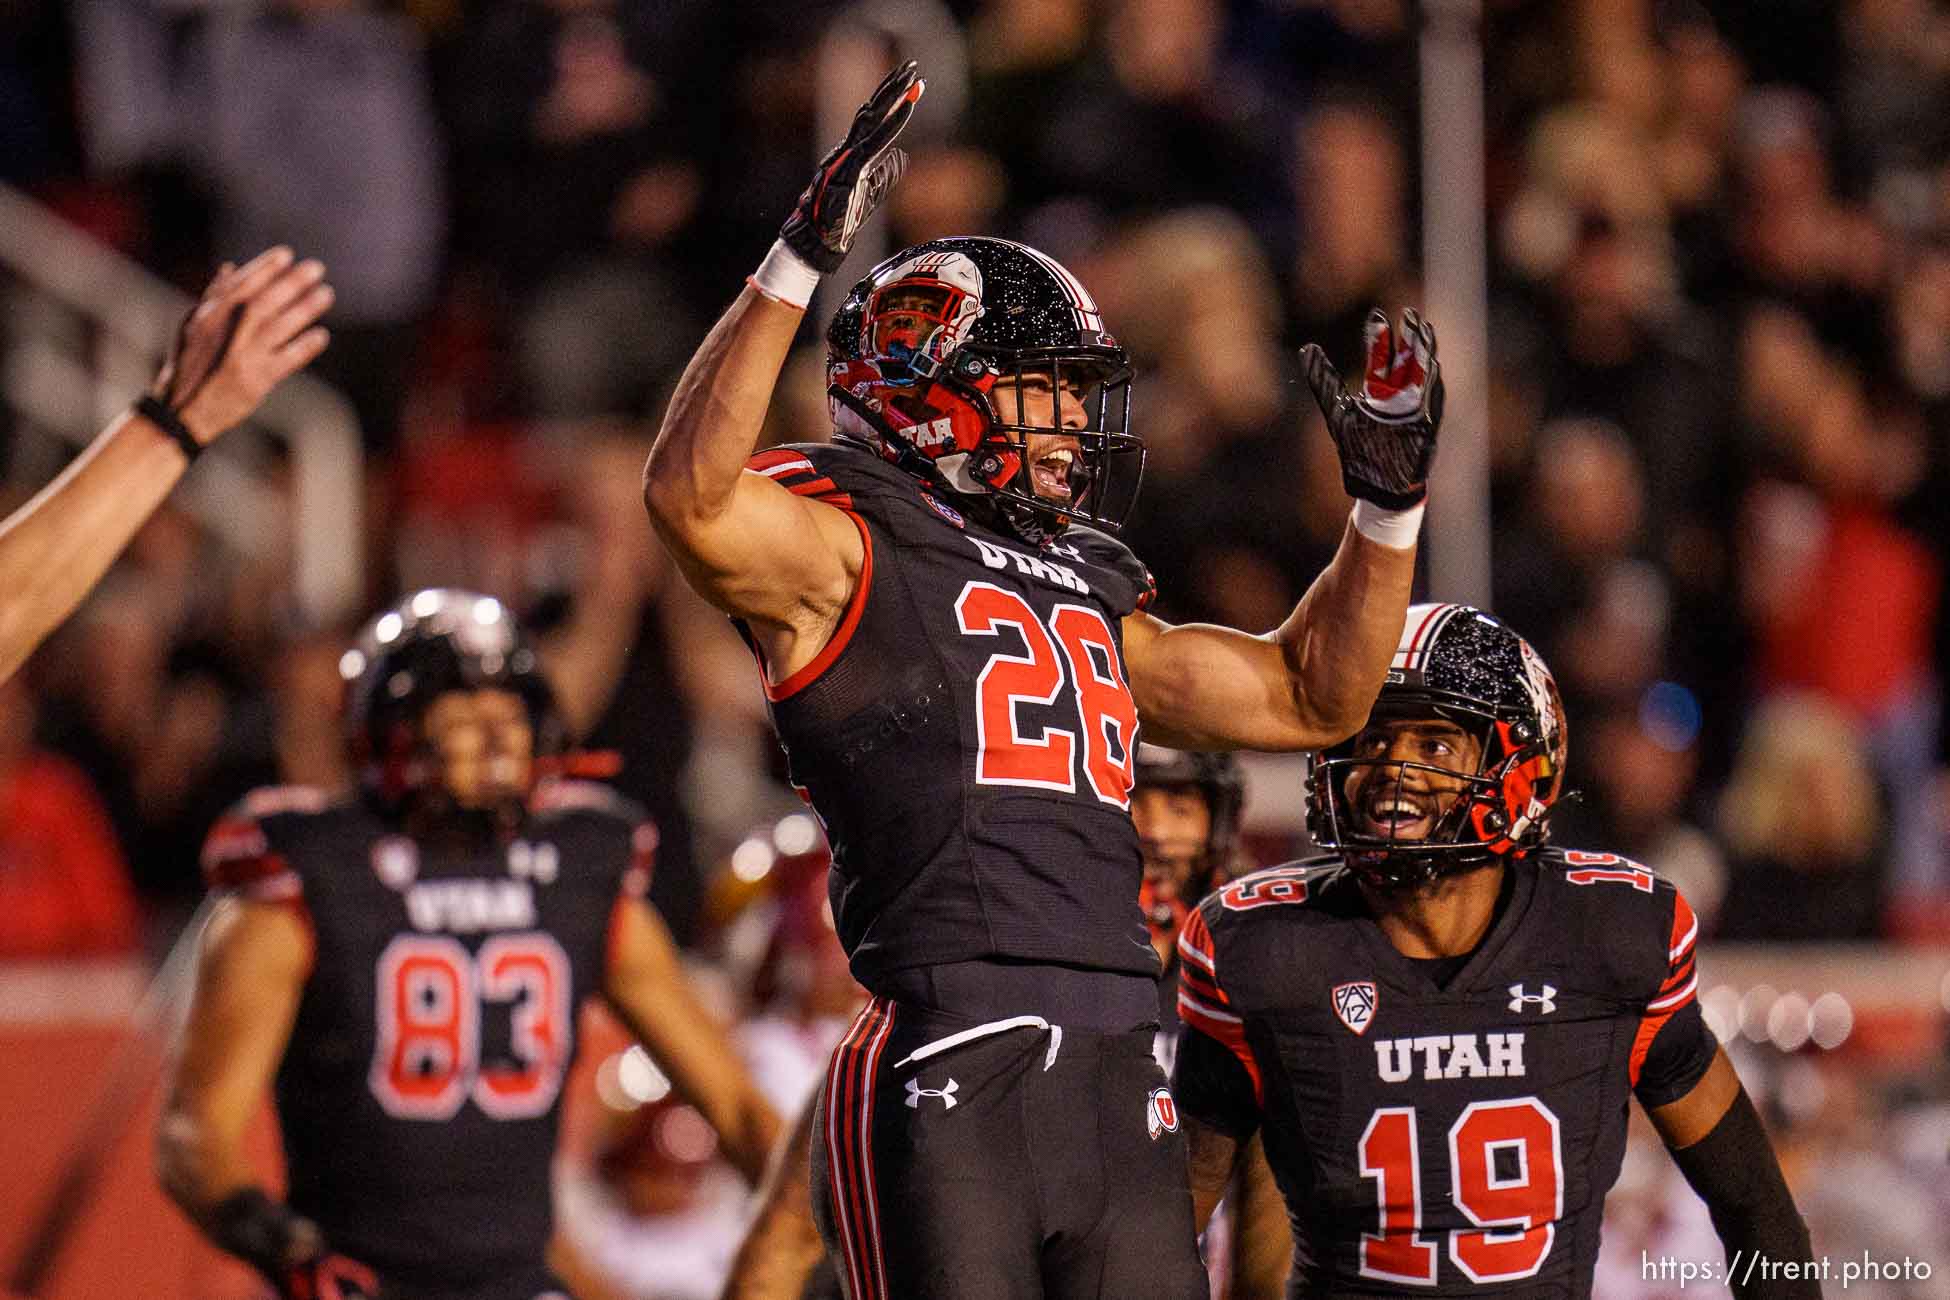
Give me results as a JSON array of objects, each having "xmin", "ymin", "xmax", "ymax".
[{"xmin": 1419, "ymin": 0, "xmax": 1493, "ymax": 608}]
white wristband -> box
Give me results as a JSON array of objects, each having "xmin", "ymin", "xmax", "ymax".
[
  {"xmin": 1351, "ymin": 498, "xmax": 1425, "ymax": 549},
  {"xmin": 748, "ymin": 240, "xmax": 821, "ymax": 309}
]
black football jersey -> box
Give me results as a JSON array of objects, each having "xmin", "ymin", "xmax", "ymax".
[
  {"xmin": 201, "ymin": 780, "xmax": 655, "ymax": 1291},
  {"xmin": 1171, "ymin": 849, "xmax": 1714, "ymax": 1298},
  {"xmin": 742, "ymin": 442, "xmax": 1160, "ymax": 987}
]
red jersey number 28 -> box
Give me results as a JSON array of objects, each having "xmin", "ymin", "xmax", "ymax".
[{"xmin": 957, "ymin": 582, "xmax": 1138, "ymax": 807}]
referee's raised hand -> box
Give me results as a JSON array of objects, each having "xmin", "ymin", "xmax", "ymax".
[{"xmin": 148, "ymin": 246, "xmax": 335, "ymax": 449}]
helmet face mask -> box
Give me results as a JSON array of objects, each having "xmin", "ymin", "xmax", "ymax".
[
  {"xmin": 1305, "ymin": 606, "xmax": 1568, "ymax": 891},
  {"xmin": 828, "ymin": 237, "xmax": 1142, "ymax": 546}
]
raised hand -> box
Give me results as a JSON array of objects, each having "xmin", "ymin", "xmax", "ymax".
[
  {"xmin": 1302, "ymin": 308, "xmax": 1442, "ymax": 511},
  {"xmin": 148, "ymin": 247, "xmax": 334, "ymax": 447},
  {"xmin": 778, "ymin": 60, "xmax": 925, "ymax": 273}
]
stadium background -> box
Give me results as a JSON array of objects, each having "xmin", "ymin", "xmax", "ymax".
[{"xmin": 3, "ymin": 0, "xmax": 1950, "ymax": 1294}]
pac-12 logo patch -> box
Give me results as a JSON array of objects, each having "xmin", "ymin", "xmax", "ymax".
[
  {"xmin": 1146, "ymin": 1086, "xmax": 1179, "ymax": 1140},
  {"xmin": 920, "ymin": 493, "xmax": 965, "ymax": 528},
  {"xmin": 1333, "ymin": 981, "xmax": 1378, "ymax": 1035}
]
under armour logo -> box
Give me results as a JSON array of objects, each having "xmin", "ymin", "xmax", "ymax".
[
  {"xmin": 1508, "ymin": 983, "xmax": 1557, "ymax": 1014},
  {"xmin": 905, "ymin": 1077, "xmax": 959, "ymax": 1110}
]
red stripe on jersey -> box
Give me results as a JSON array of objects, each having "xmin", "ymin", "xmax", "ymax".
[
  {"xmin": 747, "ymin": 448, "xmax": 816, "ymax": 474},
  {"xmin": 1179, "ymin": 963, "xmax": 1226, "ymax": 1007},
  {"xmin": 1172, "ymin": 908, "xmax": 1260, "ymax": 1101},
  {"xmin": 1176, "ymin": 909, "xmax": 1221, "ymax": 985},
  {"xmin": 1179, "ymin": 990, "xmax": 1263, "ymax": 1105},
  {"xmin": 1668, "ymin": 891, "xmax": 1699, "ymax": 965},
  {"xmin": 1629, "ymin": 1005, "xmax": 1675, "ymax": 1089},
  {"xmin": 1658, "ymin": 954, "xmax": 1696, "ymax": 997},
  {"xmin": 787, "ymin": 476, "xmax": 841, "ymax": 497},
  {"xmin": 767, "ymin": 511, "xmax": 873, "ymax": 702}
]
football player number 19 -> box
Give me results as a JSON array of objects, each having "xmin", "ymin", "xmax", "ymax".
[
  {"xmin": 957, "ymin": 583, "xmax": 1137, "ymax": 806},
  {"xmin": 369, "ymin": 933, "xmax": 572, "ymax": 1121},
  {"xmin": 1359, "ymin": 1099, "xmax": 1562, "ymax": 1286}
]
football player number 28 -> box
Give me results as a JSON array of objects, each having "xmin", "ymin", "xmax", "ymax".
[
  {"xmin": 957, "ymin": 583, "xmax": 1137, "ymax": 806},
  {"xmin": 370, "ymin": 933, "xmax": 572, "ymax": 1121},
  {"xmin": 1359, "ymin": 1099, "xmax": 1562, "ymax": 1285}
]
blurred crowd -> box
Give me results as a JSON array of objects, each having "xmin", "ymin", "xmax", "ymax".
[{"xmin": 4, "ymin": 0, "xmax": 1950, "ymax": 1292}]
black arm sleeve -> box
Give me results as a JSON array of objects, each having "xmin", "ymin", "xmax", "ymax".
[
  {"xmin": 1633, "ymin": 999, "xmax": 1719, "ymax": 1108},
  {"xmin": 1666, "ymin": 1088, "xmax": 1818, "ymax": 1300},
  {"xmin": 1170, "ymin": 1022, "xmax": 1260, "ymax": 1140}
]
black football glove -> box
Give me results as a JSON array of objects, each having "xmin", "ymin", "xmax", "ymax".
[
  {"xmin": 779, "ymin": 60, "xmax": 925, "ymax": 272},
  {"xmin": 213, "ymin": 1189, "xmax": 379, "ymax": 1300},
  {"xmin": 280, "ymin": 1251, "xmax": 379, "ymax": 1300},
  {"xmin": 1302, "ymin": 308, "xmax": 1442, "ymax": 510}
]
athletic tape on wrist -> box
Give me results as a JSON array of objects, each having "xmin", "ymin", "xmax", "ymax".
[
  {"xmin": 748, "ymin": 240, "xmax": 821, "ymax": 310},
  {"xmin": 1351, "ymin": 498, "xmax": 1425, "ymax": 549}
]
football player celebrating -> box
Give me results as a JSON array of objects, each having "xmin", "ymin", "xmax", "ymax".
[
  {"xmin": 643, "ymin": 61, "xmax": 1440, "ymax": 1299},
  {"xmin": 158, "ymin": 590, "xmax": 781, "ymax": 1300},
  {"xmin": 1172, "ymin": 605, "xmax": 1816, "ymax": 1298}
]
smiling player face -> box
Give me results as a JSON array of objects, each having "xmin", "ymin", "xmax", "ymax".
[{"xmin": 1340, "ymin": 718, "xmax": 1484, "ymax": 842}]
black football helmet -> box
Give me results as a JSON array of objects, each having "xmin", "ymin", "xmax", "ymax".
[
  {"xmin": 1306, "ymin": 604, "xmax": 1568, "ymax": 889},
  {"xmin": 1134, "ymin": 743, "xmax": 1246, "ymax": 878},
  {"xmin": 339, "ymin": 589, "xmax": 564, "ymax": 818},
  {"xmin": 826, "ymin": 236, "xmax": 1141, "ymax": 546}
]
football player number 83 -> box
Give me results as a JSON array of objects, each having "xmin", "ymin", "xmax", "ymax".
[
  {"xmin": 369, "ymin": 933, "xmax": 572, "ymax": 1121},
  {"xmin": 1359, "ymin": 1098, "xmax": 1563, "ymax": 1285},
  {"xmin": 957, "ymin": 582, "xmax": 1138, "ymax": 806}
]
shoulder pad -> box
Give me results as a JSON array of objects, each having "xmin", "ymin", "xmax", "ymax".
[
  {"xmin": 529, "ymin": 777, "xmax": 647, "ymax": 825},
  {"xmin": 1054, "ymin": 525, "xmax": 1157, "ymax": 616},
  {"xmin": 529, "ymin": 779, "xmax": 657, "ymax": 896},
  {"xmin": 746, "ymin": 441, "xmax": 912, "ymax": 511},
  {"xmin": 200, "ymin": 787, "xmax": 329, "ymax": 900},
  {"xmin": 1531, "ymin": 847, "xmax": 1695, "ymax": 1000}
]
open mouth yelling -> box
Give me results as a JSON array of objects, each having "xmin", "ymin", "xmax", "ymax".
[{"xmin": 1029, "ymin": 446, "xmax": 1077, "ymax": 503}]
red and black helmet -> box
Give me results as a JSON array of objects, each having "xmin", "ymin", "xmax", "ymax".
[
  {"xmin": 1306, "ymin": 604, "xmax": 1569, "ymax": 888},
  {"xmin": 826, "ymin": 236, "xmax": 1141, "ymax": 546}
]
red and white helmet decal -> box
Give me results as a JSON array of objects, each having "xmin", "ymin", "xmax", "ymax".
[{"xmin": 862, "ymin": 248, "xmax": 985, "ymax": 369}]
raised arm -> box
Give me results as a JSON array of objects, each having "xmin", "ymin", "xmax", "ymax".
[
  {"xmin": 1125, "ymin": 311, "xmax": 1439, "ymax": 751},
  {"xmin": 0, "ymin": 247, "xmax": 331, "ymax": 683},
  {"xmin": 641, "ymin": 63, "xmax": 921, "ymax": 682}
]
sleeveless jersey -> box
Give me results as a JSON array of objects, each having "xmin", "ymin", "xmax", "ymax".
[
  {"xmin": 1171, "ymin": 848, "xmax": 1714, "ymax": 1298},
  {"xmin": 200, "ymin": 780, "xmax": 655, "ymax": 1292},
  {"xmin": 742, "ymin": 442, "xmax": 1160, "ymax": 988}
]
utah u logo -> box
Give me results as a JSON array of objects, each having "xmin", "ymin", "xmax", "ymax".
[
  {"xmin": 905, "ymin": 1077, "xmax": 959, "ymax": 1110},
  {"xmin": 1147, "ymin": 1086, "xmax": 1179, "ymax": 1140},
  {"xmin": 1333, "ymin": 981, "xmax": 1378, "ymax": 1035},
  {"xmin": 1508, "ymin": 983, "xmax": 1557, "ymax": 1014}
]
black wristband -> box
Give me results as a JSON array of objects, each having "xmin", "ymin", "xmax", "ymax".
[
  {"xmin": 210, "ymin": 1187, "xmax": 304, "ymax": 1284},
  {"xmin": 135, "ymin": 394, "xmax": 203, "ymax": 463}
]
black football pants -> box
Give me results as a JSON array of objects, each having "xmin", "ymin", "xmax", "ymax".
[{"xmin": 809, "ymin": 995, "xmax": 1209, "ymax": 1300}]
